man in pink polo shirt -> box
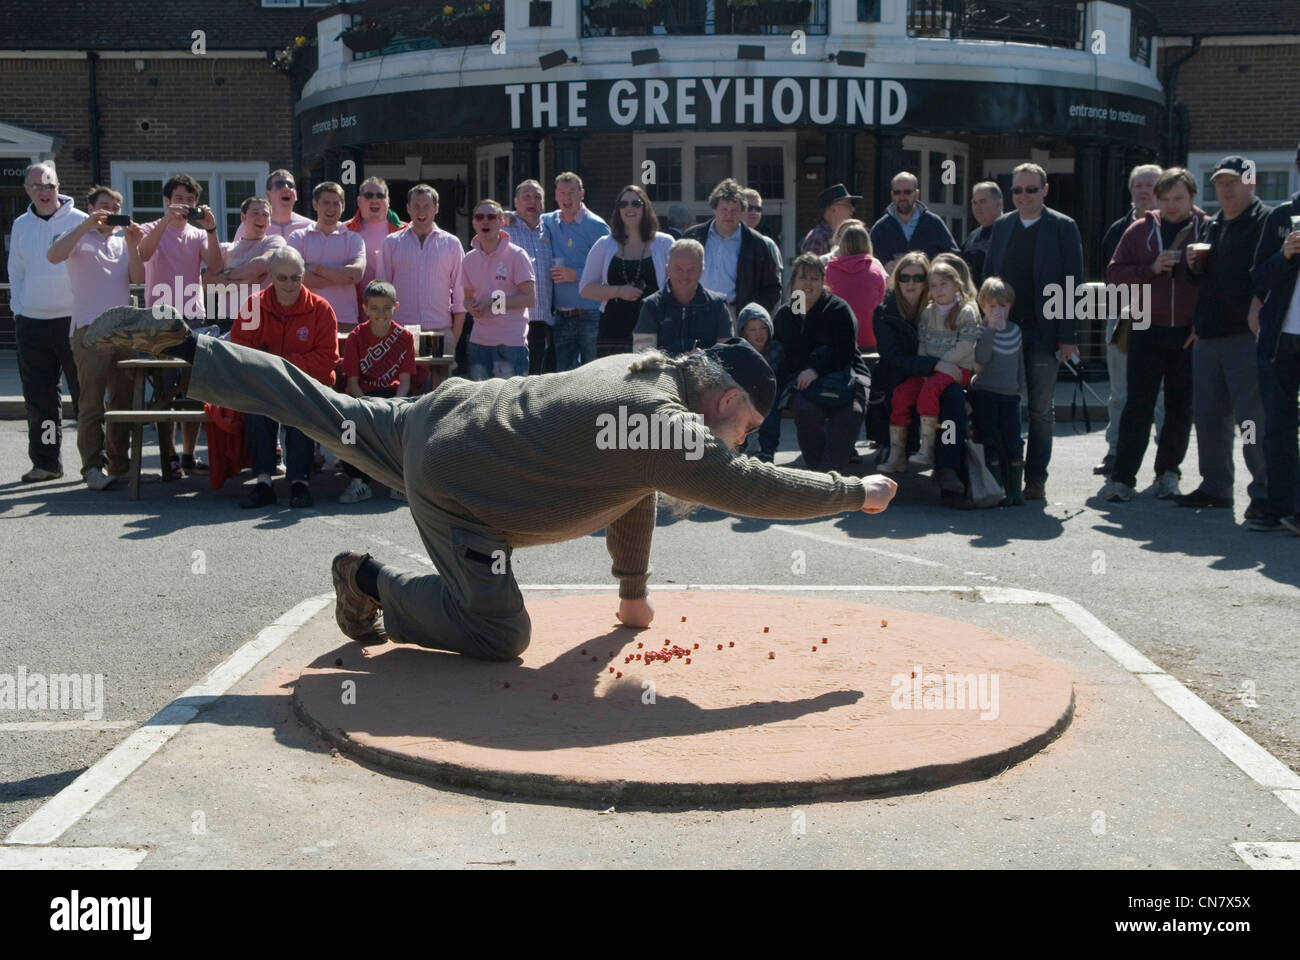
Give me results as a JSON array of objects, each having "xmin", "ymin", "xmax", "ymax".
[
  {"xmin": 288, "ymin": 181, "xmax": 365, "ymax": 330},
  {"xmin": 233, "ymin": 168, "xmax": 313, "ymax": 241},
  {"xmin": 45, "ymin": 184, "xmax": 145, "ymax": 490},
  {"xmin": 379, "ymin": 184, "xmax": 466, "ymax": 341},
  {"xmin": 460, "ymin": 198, "xmax": 535, "ymax": 380},
  {"xmin": 137, "ymin": 173, "xmax": 223, "ymax": 476},
  {"xmin": 218, "ymin": 197, "xmax": 285, "ymax": 291},
  {"xmin": 346, "ymin": 176, "xmax": 404, "ymax": 310}
]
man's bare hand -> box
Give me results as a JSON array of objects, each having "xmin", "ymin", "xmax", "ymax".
[
  {"xmin": 616, "ymin": 596, "xmax": 654, "ymax": 628},
  {"xmin": 861, "ymin": 475, "xmax": 898, "ymax": 514}
]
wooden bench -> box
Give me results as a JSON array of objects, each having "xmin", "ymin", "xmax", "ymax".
[{"xmin": 106, "ymin": 358, "xmax": 208, "ymax": 500}]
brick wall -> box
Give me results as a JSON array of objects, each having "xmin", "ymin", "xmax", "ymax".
[
  {"xmin": 1163, "ymin": 43, "xmax": 1300, "ymax": 153},
  {"xmin": 0, "ymin": 56, "xmax": 294, "ymax": 202}
]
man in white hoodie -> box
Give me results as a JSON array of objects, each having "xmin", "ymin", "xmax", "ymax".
[{"xmin": 8, "ymin": 163, "xmax": 87, "ymax": 482}]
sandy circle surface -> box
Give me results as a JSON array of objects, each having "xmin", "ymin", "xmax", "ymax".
[{"xmin": 293, "ymin": 592, "xmax": 1074, "ymax": 802}]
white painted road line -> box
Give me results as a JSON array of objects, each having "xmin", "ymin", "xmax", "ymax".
[
  {"xmin": 1231, "ymin": 842, "xmax": 1300, "ymax": 870},
  {"xmin": 0, "ymin": 845, "xmax": 150, "ymax": 870},
  {"xmin": 0, "ymin": 720, "xmax": 136, "ymax": 733},
  {"xmin": 3, "ymin": 594, "xmax": 333, "ymax": 848},
  {"xmin": 778, "ymin": 527, "xmax": 946, "ymax": 567}
]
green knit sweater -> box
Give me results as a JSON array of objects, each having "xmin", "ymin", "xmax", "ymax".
[{"xmin": 410, "ymin": 354, "xmax": 868, "ymax": 598}]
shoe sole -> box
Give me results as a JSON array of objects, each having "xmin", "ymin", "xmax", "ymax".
[
  {"xmin": 84, "ymin": 304, "xmax": 188, "ymax": 356},
  {"xmin": 330, "ymin": 553, "xmax": 389, "ymax": 645}
]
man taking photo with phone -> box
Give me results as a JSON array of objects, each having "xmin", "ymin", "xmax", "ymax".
[
  {"xmin": 137, "ymin": 173, "xmax": 223, "ymax": 478},
  {"xmin": 46, "ymin": 185, "xmax": 146, "ymax": 490}
]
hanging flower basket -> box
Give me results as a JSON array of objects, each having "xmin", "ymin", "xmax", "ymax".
[
  {"xmin": 728, "ymin": 0, "xmax": 811, "ymax": 30},
  {"xmin": 341, "ymin": 25, "xmax": 395, "ymax": 53},
  {"xmin": 587, "ymin": 2, "xmax": 665, "ymax": 30}
]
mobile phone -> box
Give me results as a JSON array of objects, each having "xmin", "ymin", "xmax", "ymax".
[
  {"xmin": 105, "ymin": 214, "xmax": 131, "ymax": 227},
  {"xmin": 186, "ymin": 207, "xmax": 206, "ymax": 224}
]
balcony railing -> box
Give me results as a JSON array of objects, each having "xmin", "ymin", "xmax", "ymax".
[
  {"xmin": 907, "ymin": 1, "xmax": 1085, "ymax": 50},
  {"xmin": 337, "ymin": 0, "xmax": 505, "ymax": 59},
  {"xmin": 581, "ymin": 0, "xmax": 828, "ymax": 38}
]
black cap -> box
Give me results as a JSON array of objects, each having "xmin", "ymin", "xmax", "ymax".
[
  {"xmin": 704, "ymin": 337, "xmax": 776, "ymax": 417},
  {"xmin": 817, "ymin": 183, "xmax": 862, "ymax": 209},
  {"xmin": 1211, "ymin": 155, "xmax": 1251, "ymax": 179}
]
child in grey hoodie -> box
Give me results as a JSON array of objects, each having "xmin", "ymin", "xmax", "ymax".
[
  {"xmin": 738, "ymin": 302, "xmax": 786, "ymax": 460},
  {"xmin": 970, "ymin": 277, "xmax": 1027, "ymax": 505}
]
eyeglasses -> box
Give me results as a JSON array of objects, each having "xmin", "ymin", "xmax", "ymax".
[
  {"xmin": 897, "ymin": 273, "xmax": 926, "ymax": 283},
  {"xmin": 271, "ymin": 273, "xmax": 304, "ymax": 282},
  {"xmin": 361, "ymin": 191, "xmax": 387, "ymax": 200},
  {"xmin": 1012, "ymin": 186, "xmax": 1041, "ymax": 195},
  {"xmin": 25, "ymin": 183, "xmax": 58, "ymax": 191},
  {"xmin": 473, "ymin": 213, "xmax": 499, "ymax": 221},
  {"xmin": 618, "ymin": 199, "xmax": 644, "ymax": 209},
  {"xmin": 271, "ymin": 179, "xmax": 296, "ymax": 190}
]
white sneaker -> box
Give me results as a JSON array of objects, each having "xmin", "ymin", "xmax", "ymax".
[
  {"xmin": 339, "ymin": 478, "xmax": 372, "ymax": 503},
  {"xmin": 1154, "ymin": 471, "xmax": 1181, "ymax": 499},
  {"xmin": 1105, "ymin": 480, "xmax": 1135, "ymax": 502},
  {"xmin": 84, "ymin": 467, "xmax": 114, "ymax": 491},
  {"xmin": 389, "ymin": 487, "xmax": 407, "ymax": 502}
]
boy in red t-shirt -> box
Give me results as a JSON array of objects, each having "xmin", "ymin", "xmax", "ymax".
[{"xmin": 339, "ymin": 280, "xmax": 416, "ymax": 502}]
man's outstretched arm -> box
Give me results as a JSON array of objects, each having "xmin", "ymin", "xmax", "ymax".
[{"xmin": 606, "ymin": 491, "xmax": 657, "ymax": 628}]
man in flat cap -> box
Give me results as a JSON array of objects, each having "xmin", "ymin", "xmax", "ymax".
[
  {"xmin": 801, "ymin": 184, "xmax": 862, "ymax": 257},
  {"xmin": 85, "ymin": 308, "xmax": 898, "ymax": 660}
]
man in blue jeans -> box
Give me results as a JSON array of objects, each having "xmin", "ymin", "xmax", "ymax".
[
  {"xmin": 543, "ymin": 172, "xmax": 609, "ymax": 369},
  {"xmin": 982, "ymin": 162, "xmax": 1084, "ymax": 500}
]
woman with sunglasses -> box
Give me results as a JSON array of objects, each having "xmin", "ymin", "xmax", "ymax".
[
  {"xmin": 868, "ymin": 253, "xmax": 972, "ymax": 503},
  {"xmin": 579, "ymin": 185, "xmax": 675, "ymax": 357}
]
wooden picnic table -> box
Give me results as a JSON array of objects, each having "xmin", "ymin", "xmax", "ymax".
[{"xmin": 104, "ymin": 358, "xmax": 206, "ymax": 500}]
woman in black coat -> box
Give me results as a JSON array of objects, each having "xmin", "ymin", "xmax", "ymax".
[
  {"xmin": 867, "ymin": 252, "xmax": 971, "ymax": 501},
  {"xmin": 772, "ymin": 254, "xmax": 868, "ymax": 473}
]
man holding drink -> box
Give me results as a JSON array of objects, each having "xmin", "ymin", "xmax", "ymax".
[{"xmin": 1178, "ymin": 156, "xmax": 1272, "ymax": 517}]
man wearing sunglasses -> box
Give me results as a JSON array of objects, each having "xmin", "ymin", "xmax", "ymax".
[
  {"xmin": 983, "ymin": 162, "xmax": 1085, "ymax": 501},
  {"xmin": 345, "ymin": 176, "xmax": 404, "ymax": 314},
  {"xmin": 233, "ymin": 169, "xmax": 313, "ymax": 242},
  {"xmin": 8, "ymin": 163, "xmax": 87, "ymax": 482},
  {"xmin": 869, "ymin": 172, "xmax": 959, "ymax": 274}
]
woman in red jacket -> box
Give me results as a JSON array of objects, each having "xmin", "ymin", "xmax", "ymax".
[
  {"xmin": 231, "ymin": 245, "xmax": 340, "ymax": 508},
  {"xmin": 1104, "ymin": 167, "xmax": 1210, "ymax": 503},
  {"xmin": 824, "ymin": 223, "xmax": 888, "ymax": 352}
]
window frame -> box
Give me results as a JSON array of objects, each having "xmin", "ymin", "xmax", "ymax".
[
  {"xmin": 109, "ymin": 161, "xmax": 270, "ymax": 243},
  {"xmin": 1185, "ymin": 150, "xmax": 1300, "ymax": 217},
  {"xmin": 633, "ymin": 131, "xmax": 796, "ymax": 260}
]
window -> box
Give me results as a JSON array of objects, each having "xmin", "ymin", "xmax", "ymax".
[
  {"xmin": 634, "ymin": 132, "xmax": 796, "ymax": 260},
  {"xmin": 475, "ymin": 143, "xmax": 513, "ymax": 207},
  {"xmin": 109, "ymin": 163, "xmax": 269, "ymax": 242},
  {"xmin": 857, "ymin": 0, "xmax": 882, "ymax": 21},
  {"xmin": 903, "ymin": 137, "xmax": 971, "ymax": 241},
  {"xmin": 1187, "ymin": 151, "xmax": 1299, "ymax": 216}
]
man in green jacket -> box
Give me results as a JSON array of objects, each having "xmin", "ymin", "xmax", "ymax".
[{"xmin": 85, "ymin": 306, "xmax": 897, "ymax": 660}]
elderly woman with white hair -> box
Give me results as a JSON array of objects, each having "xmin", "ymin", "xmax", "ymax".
[{"xmin": 224, "ymin": 243, "xmax": 340, "ymax": 509}]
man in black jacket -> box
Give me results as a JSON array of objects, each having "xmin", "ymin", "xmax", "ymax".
[
  {"xmin": 1178, "ymin": 156, "xmax": 1271, "ymax": 517},
  {"xmin": 1250, "ymin": 142, "xmax": 1300, "ymax": 534},
  {"xmin": 684, "ymin": 178, "xmax": 782, "ymax": 318},
  {"xmin": 961, "ymin": 181, "xmax": 1003, "ymax": 286},
  {"xmin": 1095, "ymin": 163, "xmax": 1163, "ymax": 477},
  {"xmin": 983, "ymin": 163, "xmax": 1085, "ymax": 500}
]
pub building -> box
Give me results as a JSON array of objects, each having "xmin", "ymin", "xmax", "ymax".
[{"xmin": 299, "ymin": 0, "xmax": 1173, "ymax": 281}]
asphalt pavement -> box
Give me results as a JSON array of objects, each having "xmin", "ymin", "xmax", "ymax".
[{"xmin": 0, "ymin": 414, "xmax": 1297, "ymax": 868}]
